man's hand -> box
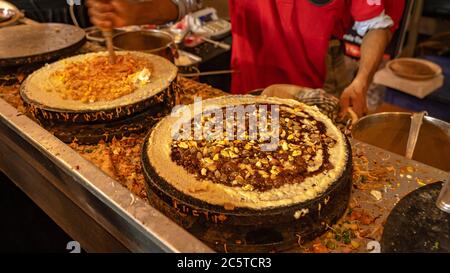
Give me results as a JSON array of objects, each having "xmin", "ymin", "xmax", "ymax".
[
  {"xmin": 86, "ymin": 0, "xmax": 178, "ymax": 29},
  {"xmin": 87, "ymin": 0, "xmax": 138, "ymax": 28},
  {"xmin": 340, "ymin": 77, "xmax": 368, "ymax": 117}
]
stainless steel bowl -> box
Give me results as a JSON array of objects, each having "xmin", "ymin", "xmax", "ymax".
[
  {"xmin": 352, "ymin": 112, "xmax": 450, "ymax": 171},
  {"xmin": 85, "ymin": 26, "xmax": 123, "ymax": 44},
  {"xmin": 112, "ymin": 30, "xmax": 176, "ymax": 62}
]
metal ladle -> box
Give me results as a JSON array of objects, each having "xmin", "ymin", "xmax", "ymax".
[
  {"xmin": 404, "ymin": 111, "xmax": 449, "ymax": 213},
  {"xmin": 405, "ymin": 111, "xmax": 427, "ymax": 159}
]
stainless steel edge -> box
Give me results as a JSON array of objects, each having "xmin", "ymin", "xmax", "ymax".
[{"xmin": 0, "ymin": 98, "xmax": 213, "ymax": 253}]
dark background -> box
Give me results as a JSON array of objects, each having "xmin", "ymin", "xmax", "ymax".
[
  {"xmin": 0, "ymin": 172, "xmax": 75, "ymax": 253},
  {"xmin": 423, "ymin": 0, "xmax": 450, "ymax": 18},
  {"xmin": 10, "ymin": 0, "xmax": 91, "ymax": 27}
]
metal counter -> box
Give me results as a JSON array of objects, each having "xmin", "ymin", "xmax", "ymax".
[{"xmin": 0, "ymin": 98, "xmax": 212, "ymax": 253}]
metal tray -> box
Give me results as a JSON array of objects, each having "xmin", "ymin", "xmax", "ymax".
[{"xmin": 0, "ymin": 98, "xmax": 211, "ymax": 252}]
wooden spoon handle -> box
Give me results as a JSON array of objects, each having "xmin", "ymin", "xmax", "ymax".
[{"xmin": 103, "ymin": 30, "xmax": 116, "ymax": 64}]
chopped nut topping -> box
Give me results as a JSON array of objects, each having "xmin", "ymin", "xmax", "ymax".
[
  {"xmin": 178, "ymin": 142, "xmax": 188, "ymax": 149},
  {"xmin": 170, "ymin": 105, "xmax": 337, "ymax": 192}
]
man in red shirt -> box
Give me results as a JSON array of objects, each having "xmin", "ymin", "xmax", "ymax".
[
  {"xmin": 323, "ymin": 0, "xmax": 405, "ymax": 108},
  {"xmin": 87, "ymin": 0, "xmax": 403, "ymax": 117}
]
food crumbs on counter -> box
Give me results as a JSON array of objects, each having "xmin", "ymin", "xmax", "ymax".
[
  {"xmin": 349, "ymin": 209, "xmax": 376, "ymax": 225},
  {"xmin": 394, "ymin": 193, "xmax": 400, "ymax": 203},
  {"xmin": 129, "ymin": 193, "xmax": 136, "ymax": 206},
  {"xmin": 416, "ymin": 178, "xmax": 427, "ymax": 187},
  {"xmin": 350, "ymin": 240, "xmax": 360, "ymax": 249},
  {"xmin": 312, "ymin": 242, "xmax": 329, "ymax": 253},
  {"xmin": 385, "ymin": 166, "xmax": 396, "ymax": 174},
  {"xmin": 431, "ymin": 241, "xmax": 440, "ymax": 251},
  {"xmin": 370, "ymin": 190, "xmax": 382, "ymax": 201},
  {"xmin": 325, "ymin": 240, "xmax": 336, "ymax": 250}
]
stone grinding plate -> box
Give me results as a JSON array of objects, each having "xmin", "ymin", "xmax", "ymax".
[
  {"xmin": 381, "ymin": 182, "xmax": 450, "ymax": 253},
  {"xmin": 0, "ymin": 23, "xmax": 86, "ymax": 67}
]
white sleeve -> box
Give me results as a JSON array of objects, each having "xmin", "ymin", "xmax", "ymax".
[
  {"xmin": 171, "ymin": 0, "xmax": 203, "ymax": 21},
  {"xmin": 354, "ymin": 10, "xmax": 394, "ymax": 36}
]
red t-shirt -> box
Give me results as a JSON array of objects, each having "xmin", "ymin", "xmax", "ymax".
[
  {"xmin": 333, "ymin": 0, "xmax": 406, "ymax": 38},
  {"xmin": 228, "ymin": 0, "xmax": 386, "ymax": 94}
]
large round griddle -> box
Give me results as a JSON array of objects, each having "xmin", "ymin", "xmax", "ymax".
[
  {"xmin": 381, "ymin": 182, "xmax": 450, "ymax": 253},
  {"xmin": 141, "ymin": 97, "xmax": 353, "ymax": 252},
  {"xmin": 0, "ymin": 23, "xmax": 86, "ymax": 67},
  {"xmin": 20, "ymin": 51, "xmax": 178, "ymax": 123},
  {"xmin": 142, "ymin": 138, "xmax": 352, "ymax": 252}
]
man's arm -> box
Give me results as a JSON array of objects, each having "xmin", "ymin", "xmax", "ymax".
[
  {"xmin": 87, "ymin": 0, "xmax": 201, "ymax": 29},
  {"xmin": 340, "ymin": 0, "xmax": 398, "ymax": 117},
  {"xmin": 358, "ymin": 28, "xmax": 392, "ymax": 86},
  {"xmin": 340, "ymin": 28, "xmax": 392, "ymax": 117}
]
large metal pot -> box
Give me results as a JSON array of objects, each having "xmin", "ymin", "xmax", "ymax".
[
  {"xmin": 352, "ymin": 112, "xmax": 450, "ymax": 171},
  {"xmin": 112, "ymin": 30, "xmax": 176, "ymax": 62}
]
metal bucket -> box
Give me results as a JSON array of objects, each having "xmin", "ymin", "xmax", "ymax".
[
  {"xmin": 112, "ymin": 30, "xmax": 176, "ymax": 62},
  {"xmin": 352, "ymin": 112, "xmax": 450, "ymax": 171}
]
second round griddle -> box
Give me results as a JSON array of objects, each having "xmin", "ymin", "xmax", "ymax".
[
  {"xmin": 20, "ymin": 51, "xmax": 178, "ymax": 123},
  {"xmin": 381, "ymin": 182, "xmax": 450, "ymax": 253},
  {"xmin": 0, "ymin": 23, "xmax": 86, "ymax": 67}
]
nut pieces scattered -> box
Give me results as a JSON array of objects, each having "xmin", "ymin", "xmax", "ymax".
[{"xmin": 171, "ymin": 106, "xmax": 337, "ymax": 191}]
